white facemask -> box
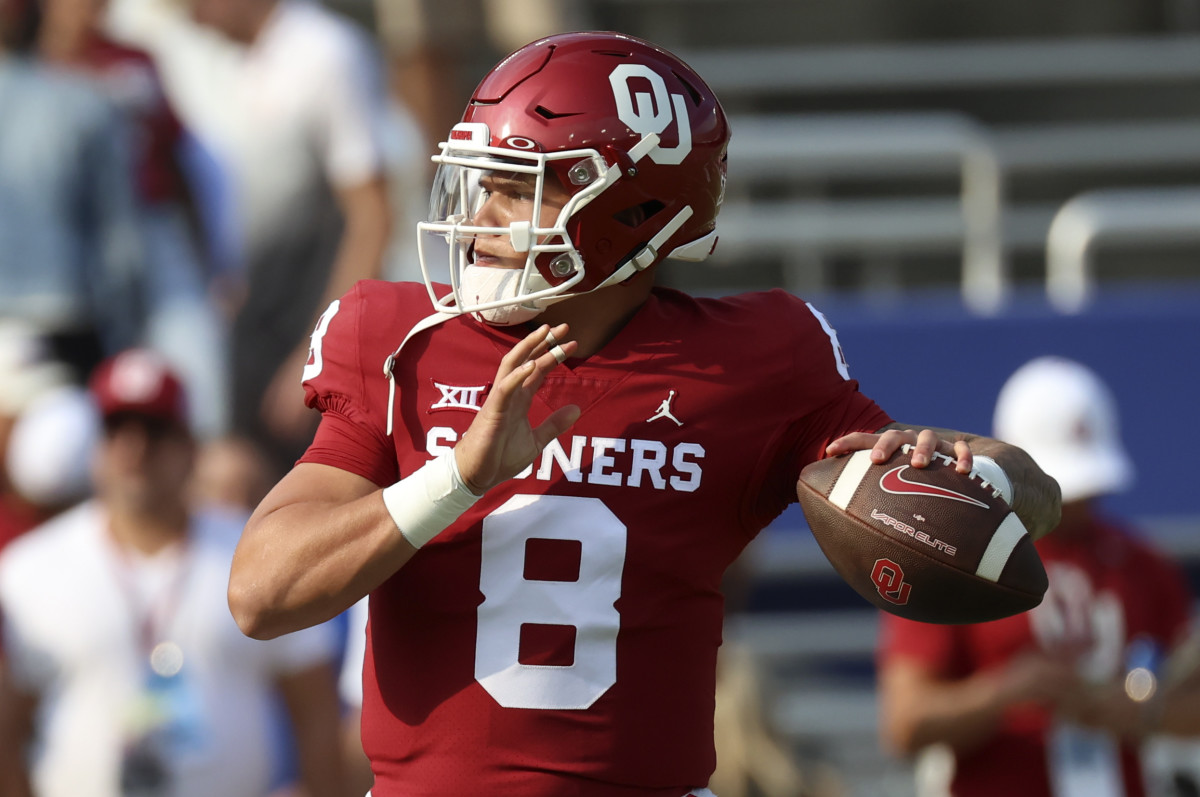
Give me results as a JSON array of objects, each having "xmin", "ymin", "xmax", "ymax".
[{"xmin": 460, "ymin": 265, "xmax": 543, "ymax": 326}]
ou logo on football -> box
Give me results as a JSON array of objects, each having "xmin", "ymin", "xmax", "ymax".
[
  {"xmin": 871, "ymin": 558, "xmax": 912, "ymax": 606},
  {"xmin": 609, "ymin": 64, "xmax": 693, "ymax": 165}
]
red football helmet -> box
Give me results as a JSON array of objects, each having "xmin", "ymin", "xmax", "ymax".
[{"xmin": 417, "ymin": 31, "xmax": 729, "ymax": 323}]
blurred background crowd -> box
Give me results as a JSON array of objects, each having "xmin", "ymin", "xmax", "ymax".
[{"xmin": 2, "ymin": 0, "xmax": 1200, "ymax": 795}]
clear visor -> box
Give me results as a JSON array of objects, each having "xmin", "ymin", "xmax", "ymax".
[{"xmin": 416, "ymin": 143, "xmax": 611, "ymax": 317}]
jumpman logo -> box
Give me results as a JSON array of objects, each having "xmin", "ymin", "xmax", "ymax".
[{"xmin": 646, "ymin": 390, "xmax": 683, "ymax": 426}]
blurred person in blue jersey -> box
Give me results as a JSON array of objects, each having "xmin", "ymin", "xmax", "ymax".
[{"xmin": 878, "ymin": 356, "xmax": 1200, "ymax": 797}]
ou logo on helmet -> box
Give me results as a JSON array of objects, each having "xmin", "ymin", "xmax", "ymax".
[{"xmin": 608, "ymin": 64, "xmax": 693, "ymax": 165}]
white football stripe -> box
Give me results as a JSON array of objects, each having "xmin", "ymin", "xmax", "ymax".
[
  {"xmin": 975, "ymin": 513, "xmax": 1028, "ymax": 582},
  {"xmin": 828, "ymin": 450, "xmax": 875, "ymax": 509}
]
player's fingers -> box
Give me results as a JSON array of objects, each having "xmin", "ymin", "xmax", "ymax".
[
  {"xmin": 952, "ymin": 439, "xmax": 973, "ymax": 473},
  {"xmin": 532, "ymin": 404, "xmax": 582, "ymax": 450},
  {"xmin": 488, "ymin": 358, "xmax": 540, "ymax": 411},
  {"xmin": 521, "ymin": 339, "xmax": 579, "ymax": 389},
  {"xmin": 906, "ymin": 428, "xmax": 942, "ymax": 468},
  {"xmin": 487, "ymin": 337, "xmax": 579, "ymax": 417},
  {"xmin": 872, "ymin": 427, "xmax": 916, "ymax": 463},
  {"xmin": 825, "ymin": 431, "xmax": 882, "ymax": 457},
  {"xmin": 489, "ymin": 324, "xmax": 562, "ymax": 405},
  {"xmin": 526, "ymin": 323, "xmax": 572, "ymax": 361},
  {"xmin": 497, "ymin": 324, "xmax": 552, "ymax": 378}
]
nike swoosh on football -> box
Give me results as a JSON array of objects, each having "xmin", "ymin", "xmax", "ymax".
[{"xmin": 879, "ymin": 466, "xmax": 989, "ymax": 508}]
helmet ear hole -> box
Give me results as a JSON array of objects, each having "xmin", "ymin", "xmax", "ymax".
[{"xmin": 614, "ymin": 200, "xmax": 665, "ymax": 229}]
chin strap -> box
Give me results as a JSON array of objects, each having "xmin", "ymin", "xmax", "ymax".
[
  {"xmin": 593, "ymin": 204, "xmax": 696, "ymax": 291},
  {"xmin": 382, "ymin": 311, "xmax": 456, "ymax": 435}
]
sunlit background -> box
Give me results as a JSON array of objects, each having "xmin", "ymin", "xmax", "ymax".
[{"xmin": 3, "ymin": 0, "xmax": 1200, "ymax": 794}]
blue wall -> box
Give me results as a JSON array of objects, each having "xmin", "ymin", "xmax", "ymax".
[{"xmin": 800, "ymin": 283, "xmax": 1200, "ymax": 522}]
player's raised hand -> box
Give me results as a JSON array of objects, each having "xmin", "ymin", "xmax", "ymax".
[{"xmin": 454, "ymin": 323, "xmax": 582, "ymax": 494}]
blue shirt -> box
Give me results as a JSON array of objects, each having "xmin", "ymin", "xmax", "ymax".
[{"xmin": 0, "ymin": 57, "xmax": 145, "ymax": 350}]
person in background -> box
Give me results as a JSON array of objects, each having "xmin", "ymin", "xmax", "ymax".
[
  {"xmin": 190, "ymin": 434, "xmax": 274, "ymax": 520},
  {"xmin": 104, "ymin": 0, "xmax": 402, "ymax": 476},
  {"xmin": 37, "ymin": 0, "xmax": 231, "ymax": 439},
  {"xmin": 228, "ymin": 32, "xmax": 1060, "ymax": 796},
  {"xmin": 0, "ymin": 0, "xmax": 147, "ymax": 378},
  {"xmin": 0, "ymin": 348, "xmax": 346, "ymax": 797},
  {"xmin": 372, "ymin": 0, "xmax": 577, "ymax": 158},
  {"xmin": 877, "ymin": 355, "xmax": 1200, "ymax": 797}
]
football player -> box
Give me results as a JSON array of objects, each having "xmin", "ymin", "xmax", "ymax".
[{"xmin": 228, "ymin": 31, "xmax": 1062, "ymax": 797}]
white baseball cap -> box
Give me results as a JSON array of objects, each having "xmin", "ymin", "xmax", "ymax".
[
  {"xmin": 992, "ymin": 356, "xmax": 1133, "ymax": 503},
  {"xmin": 6, "ymin": 385, "xmax": 99, "ymax": 508}
]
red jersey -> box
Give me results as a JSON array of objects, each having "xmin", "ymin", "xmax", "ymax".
[
  {"xmin": 301, "ymin": 281, "xmax": 891, "ymax": 796},
  {"xmin": 878, "ymin": 517, "xmax": 1192, "ymax": 797}
]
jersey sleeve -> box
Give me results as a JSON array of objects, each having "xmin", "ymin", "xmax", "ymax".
[
  {"xmin": 787, "ymin": 299, "xmax": 894, "ymax": 454},
  {"xmin": 298, "ymin": 285, "xmax": 399, "ymax": 486},
  {"xmin": 748, "ymin": 294, "xmax": 893, "ymax": 528}
]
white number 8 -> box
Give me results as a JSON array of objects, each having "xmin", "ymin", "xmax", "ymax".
[
  {"xmin": 302, "ymin": 299, "xmax": 341, "ymax": 382},
  {"xmin": 475, "ymin": 494, "xmax": 627, "ymax": 710}
]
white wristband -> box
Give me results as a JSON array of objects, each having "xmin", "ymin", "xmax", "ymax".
[
  {"xmin": 971, "ymin": 455, "xmax": 1013, "ymax": 505},
  {"xmin": 382, "ymin": 452, "xmax": 481, "ymax": 548}
]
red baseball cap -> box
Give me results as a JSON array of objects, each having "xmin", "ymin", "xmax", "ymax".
[{"xmin": 88, "ymin": 349, "xmax": 188, "ymax": 428}]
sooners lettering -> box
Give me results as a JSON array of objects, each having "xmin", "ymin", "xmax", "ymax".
[
  {"xmin": 871, "ymin": 558, "xmax": 912, "ymax": 606},
  {"xmin": 426, "ymin": 427, "xmax": 705, "ymax": 493},
  {"xmin": 870, "ymin": 509, "xmax": 957, "ymax": 556}
]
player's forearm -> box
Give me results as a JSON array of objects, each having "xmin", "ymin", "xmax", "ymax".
[
  {"xmin": 229, "ymin": 491, "xmax": 415, "ymax": 640},
  {"xmin": 276, "ymin": 183, "xmax": 392, "ymax": 376},
  {"xmin": 324, "ymin": 178, "xmax": 391, "ymax": 307},
  {"xmin": 1157, "ymin": 680, "xmax": 1200, "ymax": 735},
  {"xmin": 880, "ymin": 665, "xmax": 1013, "ymax": 755}
]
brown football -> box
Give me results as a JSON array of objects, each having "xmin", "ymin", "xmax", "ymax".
[{"xmin": 797, "ymin": 445, "xmax": 1047, "ymax": 624}]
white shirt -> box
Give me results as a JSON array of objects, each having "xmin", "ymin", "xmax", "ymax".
[
  {"xmin": 105, "ymin": 0, "xmax": 392, "ymax": 248},
  {"xmin": 0, "ymin": 501, "xmax": 337, "ymax": 797}
]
